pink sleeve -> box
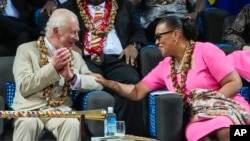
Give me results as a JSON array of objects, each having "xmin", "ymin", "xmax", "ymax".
[
  {"xmin": 141, "ymin": 58, "xmax": 170, "ymax": 90},
  {"xmin": 227, "ymin": 50, "xmax": 250, "ymax": 81},
  {"xmin": 201, "ymin": 42, "xmax": 235, "ymax": 82}
]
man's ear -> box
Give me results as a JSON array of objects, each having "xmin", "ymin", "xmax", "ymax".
[{"xmin": 53, "ymin": 27, "xmax": 59, "ymax": 35}]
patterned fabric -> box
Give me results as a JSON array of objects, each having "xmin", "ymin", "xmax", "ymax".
[
  {"xmin": 90, "ymin": 6, "xmax": 103, "ymax": 52},
  {"xmin": 140, "ymin": 0, "xmax": 195, "ymax": 28},
  {"xmin": 190, "ymin": 89, "xmax": 250, "ymax": 125},
  {"xmin": 222, "ymin": 4, "xmax": 250, "ymax": 49}
]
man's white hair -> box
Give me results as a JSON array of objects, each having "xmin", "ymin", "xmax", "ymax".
[{"xmin": 45, "ymin": 8, "xmax": 78, "ymax": 37}]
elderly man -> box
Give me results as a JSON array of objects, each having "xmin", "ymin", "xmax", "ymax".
[{"xmin": 12, "ymin": 8, "xmax": 103, "ymax": 141}]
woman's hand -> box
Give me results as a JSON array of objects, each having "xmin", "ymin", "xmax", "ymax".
[{"xmin": 86, "ymin": 72, "xmax": 111, "ymax": 87}]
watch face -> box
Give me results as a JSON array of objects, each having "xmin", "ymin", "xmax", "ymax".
[{"xmin": 136, "ymin": 43, "xmax": 141, "ymax": 50}]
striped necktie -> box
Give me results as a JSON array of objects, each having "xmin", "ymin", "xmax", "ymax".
[{"xmin": 90, "ymin": 6, "xmax": 103, "ymax": 52}]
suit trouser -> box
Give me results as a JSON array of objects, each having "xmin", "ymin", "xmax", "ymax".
[
  {"xmin": 13, "ymin": 117, "xmax": 80, "ymax": 141},
  {"xmin": 84, "ymin": 54, "xmax": 146, "ymax": 136}
]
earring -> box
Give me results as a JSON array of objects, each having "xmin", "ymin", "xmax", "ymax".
[{"xmin": 174, "ymin": 39, "xmax": 178, "ymax": 44}]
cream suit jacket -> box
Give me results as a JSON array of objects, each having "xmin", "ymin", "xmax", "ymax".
[{"xmin": 12, "ymin": 41, "xmax": 103, "ymax": 111}]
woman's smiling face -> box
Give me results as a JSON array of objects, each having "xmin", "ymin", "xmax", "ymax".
[{"xmin": 155, "ymin": 23, "xmax": 175, "ymax": 57}]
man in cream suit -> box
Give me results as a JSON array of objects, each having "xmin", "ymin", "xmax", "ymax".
[{"xmin": 12, "ymin": 8, "xmax": 103, "ymax": 141}]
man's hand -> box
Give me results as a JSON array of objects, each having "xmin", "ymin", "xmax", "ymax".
[
  {"xmin": 41, "ymin": 0, "xmax": 57, "ymax": 16},
  {"xmin": 118, "ymin": 44, "xmax": 138, "ymax": 67},
  {"xmin": 52, "ymin": 48, "xmax": 71, "ymax": 72},
  {"xmin": 59, "ymin": 63, "xmax": 74, "ymax": 81}
]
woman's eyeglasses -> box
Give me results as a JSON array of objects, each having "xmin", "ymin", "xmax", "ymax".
[{"xmin": 155, "ymin": 30, "xmax": 174, "ymax": 40}]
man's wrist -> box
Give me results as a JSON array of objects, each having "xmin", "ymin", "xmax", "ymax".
[{"xmin": 68, "ymin": 74, "xmax": 76, "ymax": 82}]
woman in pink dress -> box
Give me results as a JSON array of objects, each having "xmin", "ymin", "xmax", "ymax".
[{"xmin": 90, "ymin": 16, "xmax": 250, "ymax": 141}]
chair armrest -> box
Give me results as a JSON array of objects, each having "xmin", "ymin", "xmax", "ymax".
[
  {"xmin": 74, "ymin": 90, "xmax": 114, "ymax": 137},
  {"xmin": 148, "ymin": 93, "xmax": 183, "ymax": 141}
]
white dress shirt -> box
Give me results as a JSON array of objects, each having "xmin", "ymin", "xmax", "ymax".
[{"xmin": 1, "ymin": 0, "xmax": 20, "ymax": 18}]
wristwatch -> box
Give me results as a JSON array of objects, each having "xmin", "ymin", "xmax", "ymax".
[{"xmin": 133, "ymin": 42, "xmax": 141, "ymax": 50}]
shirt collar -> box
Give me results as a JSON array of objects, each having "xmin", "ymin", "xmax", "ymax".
[{"xmin": 44, "ymin": 37, "xmax": 56, "ymax": 55}]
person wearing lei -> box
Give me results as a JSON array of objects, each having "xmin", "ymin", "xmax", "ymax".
[
  {"xmin": 90, "ymin": 16, "xmax": 250, "ymax": 141},
  {"xmin": 0, "ymin": 0, "xmax": 51, "ymax": 51},
  {"xmin": 11, "ymin": 9, "xmax": 103, "ymax": 141},
  {"xmin": 57, "ymin": 0, "xmax": 148, "ymax": 136}
]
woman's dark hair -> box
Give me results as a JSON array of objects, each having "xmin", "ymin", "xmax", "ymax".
[{"xmin": 158, "ymin": 16, "xmax": 199, "ymax": 41}]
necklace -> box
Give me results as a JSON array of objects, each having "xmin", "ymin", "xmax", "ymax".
[
  {"xmin": 174, "ymin": 47, "xmax": 187, "ymax": 73},
  {"xmin": 170, "ymin": 40, "xmax": 195, "ymax": 109},
  {"xmin": 77, "ymin": 0, "xmax": 118, "ymax": 55},
  {"xmin": 37, "ymin": 36, "xmax": 74, "ymax": 107},
  {"xmin": 0, "ymin": 0, "xmax": 7, "ymax": 13}
]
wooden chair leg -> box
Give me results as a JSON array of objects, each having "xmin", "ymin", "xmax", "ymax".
[{"xmin": 80, "ymin": 115, "xmax": 86, "ymax": 140}]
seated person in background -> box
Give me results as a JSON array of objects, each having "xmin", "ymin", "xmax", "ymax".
[
  {"xmin": 91, "ymin": 16, "xmax": 250, "ymax": 141},
  {"xmin": 222, "ymin": 4, "xmax": 250, "ymax": 50},
  {"xmin": 0, "ymin": 0, "xmax": 39, "ymax": 48},
  {"xmin": 139, "ymin": 0, "xmax": 206, "ymax": 43},
  {"xmin": 0, "ymin": 0, "xmax": 60, "ymax": 49},
  {"xmin": 37, "ymin": 0, "xmax": 68, "ymax": 32},
  {"xmin": 12, "ymin": 8, "xmax": 103, "ymax": 141},
  {"xmin": 58, "ymin": 0, "xmax": 148, "ymax": 136},
  {"xmin": 40, "ymin": 0, "xmax": 67, "ymax": 15}
]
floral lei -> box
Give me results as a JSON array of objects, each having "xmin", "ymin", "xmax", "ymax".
[
  {"xmin": 170, "ymin": 40, "xmax": 195, "ymax": 110},
  {"xmin": 37, "ymin": 36, "xmax": 73, "ymax": 107},
  {"xmin": 0, "ymin": 0, "xmax": 7, "ymax": 13},
  {"xmin": 77, "ymin": 0, "xmax": 118, "ymax": 55}
]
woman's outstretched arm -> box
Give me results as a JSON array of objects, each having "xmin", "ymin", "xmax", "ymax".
[{"xmin": 88, "ymin": 72, "xmax": 152, "ymax": 101}]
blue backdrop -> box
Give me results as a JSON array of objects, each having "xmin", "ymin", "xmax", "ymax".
[{"xmin": 214, "ymin": 0, "xmax": 250, "ymax": 15}]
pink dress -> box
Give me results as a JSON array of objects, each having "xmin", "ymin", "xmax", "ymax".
[
  {"xmin": 142, "ymin": 42, "xmax": 250, "ymax": 141},
  {"xmin": 227, "ymin": 50, "xmax": 250, "ymax": 81}
]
